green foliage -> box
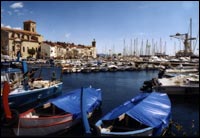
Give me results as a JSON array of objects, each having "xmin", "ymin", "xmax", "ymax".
[{"xmin": 28, "ymin": 47, "xmax": 36, "ymax": 57}]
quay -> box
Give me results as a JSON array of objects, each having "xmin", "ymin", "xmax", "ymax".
[{"xmin": 25, "ymin": 56, "xmax": 199, "ymax": 74}]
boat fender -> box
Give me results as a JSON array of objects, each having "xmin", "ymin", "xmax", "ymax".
[
  {"xmin": 90, "ymin": 123, "xmax": 101, "ymax": 136},
  {"xmin": 1, "ymin": 109, "xmax": 19, "ymax": 127}
]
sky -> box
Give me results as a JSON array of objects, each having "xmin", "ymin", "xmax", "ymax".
[{"xmin": 1, "ymin": 1, "xmax": 199, "ymax": 55}]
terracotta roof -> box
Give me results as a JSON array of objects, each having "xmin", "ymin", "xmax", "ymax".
[
  {"xmin": 24, "ymin": 20, "xmax": 36, "ymax": 23},
  {"xmin": 43, "ymin": 41, "xmax": 93, "ymax": 49},
  {"xmin": 1, "ymin": 27, "xmax": 40, "ymax": 36},
  {"xmin": 43, "ymin": 41, "xmax": 58, "ymax": 47}
]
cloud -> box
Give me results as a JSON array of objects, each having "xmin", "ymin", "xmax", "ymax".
[
  {"xmin": 5, "ymin": 25, "xmax": 11, "ymax": 28},
  {"xmin": 65, "ymin": 33, "xmax": 71, "ymax": 38},
  {"xmin": 1, "ymin": 24, "xmax": 21, "ymax": 30},
  {"xmin": 10, "ymin": 2, "xmax": 23, "ymax": 9},
  {"xmin": 13, "ymin": 27, "xmax": 22, "ymax": 30},
  {"xmin": 8, "ymin": 11, "xmax": 12, "ymax": 15},
  {"xmin": 14, "ymin": 9, "xmax": 19, "ymax": 12},
  {"xmin": 13, "ymin": 9, "xmax": 24, "ymax": 16}
]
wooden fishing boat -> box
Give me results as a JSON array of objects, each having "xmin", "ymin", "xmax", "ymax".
[
  {"xmin": 1, "ymin": 82, "xmax": 102, "ymax": 136},
  {"xmin": 94, "ymin": 92, "xmax": 171, "ymax": 136}
]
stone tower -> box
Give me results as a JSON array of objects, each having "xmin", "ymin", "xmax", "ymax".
[
  {"xmin": 23, "ymin": 20, "xmax": 36, "ymax": 33},
  {"xmin": 92, "ymin": 39, "xmax": 96, "ymax": 47}
]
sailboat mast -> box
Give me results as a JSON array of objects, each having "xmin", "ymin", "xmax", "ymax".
[
  {"xmin": 190, "ymin": 18, "xmax": 192, "ymax": 50},
  {"xmin": 140, "ymin": 39, "xmax": 143, "ymax": 56},
  {"xmin": 130, "ymin": 39, "xmax": 132, "ymax": 56},
  {"xmin": 123, "ymin": 39, "xmax": 126, "ymax": 56}
]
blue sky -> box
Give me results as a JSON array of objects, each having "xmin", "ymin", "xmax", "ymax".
[{"xmin": 1, "ymin": 1, "xmax": 199, "ymax": 55}]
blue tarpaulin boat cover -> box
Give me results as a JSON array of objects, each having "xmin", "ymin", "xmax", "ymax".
[
  {"xmin": 100, "ymin": 92, "xmax": 171, "ymax": 136},
  {"xmin": 48, "ymin": 87, "xmax": 102, "ymax": 119}
]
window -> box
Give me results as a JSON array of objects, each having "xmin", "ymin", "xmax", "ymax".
[
  {"xmin": 12, "ymin": 45, "xmax": 15, "ymax": 51},
  {"xmin": 31, "ymin": 36, "xmax": 38, "ymax": 41},
  {"xmin": 23, "ymin": 35, "xmax": 28, "ymax": 40},
  {"xmin": 23, "ymin": 47, "xmax": 25, "ymax": 52},
  {"xmin": 11, "ymin": 33, "xmax": 14, "ymax": 38}
]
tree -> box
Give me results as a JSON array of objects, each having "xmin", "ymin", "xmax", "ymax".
[
  {"xmin": 118, "ymin": 53, "xmax": 122, "ymax": 56},
  {"xmin": 28, "ymin": 47, "xmax": 36, "ymax": 57}
]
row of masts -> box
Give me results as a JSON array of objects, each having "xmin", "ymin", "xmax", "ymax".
[
  {"xmin": 103, "ymin": 18, "xmax": 199, "ymax": 57},
  {"xmin": 122, "ymin": 38, "xmax": 167, "ymax": 56},
  {"xmin": 103, "ymin": 35, "xmax": 198, "ymax": 57},
  {"xmin": 104, "ymin": 38, "xmax": 168, "ymax": 56}
]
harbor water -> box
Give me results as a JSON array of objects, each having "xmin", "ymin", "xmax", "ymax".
[
  {"xmin": 39, "ymin": 67, "xmax": 199, "ymax": 137},
  {"xmin": 2, "ymin": 67, "xmax": 199, "ymax": 136}
]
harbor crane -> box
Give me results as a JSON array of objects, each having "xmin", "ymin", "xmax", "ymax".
[
  {"xmin": 170, "ymin": 18, "xmax": 196, "ymax": 57},
  {"xmin": 170, "ymin": 33, "xmax": 196, "ymax": 57}
]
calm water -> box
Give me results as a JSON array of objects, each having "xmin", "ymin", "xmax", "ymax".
[
  {"xmin": 39, "ymin": 67, "xmax": 199, "ymax": 137},
  {"xmin": 4, "ymin": 67, "xmax": 198, "ymax": 137}
]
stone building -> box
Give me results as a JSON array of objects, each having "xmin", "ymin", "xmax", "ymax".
[
  {"xmin": 40, "ymin": 41, "xmax": 61, "ymax": 59},
  {"xmin": 41, "ymin": 39, "xmax": 96, "ymax": 59},
  {"xmin": 1, "ymin": 20, "xmax": 43, "ymax": 59}
]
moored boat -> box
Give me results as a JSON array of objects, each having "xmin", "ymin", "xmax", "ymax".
[
  {"xmin": 1, "ymin": 82, "xmax": 102, "ymax": 136},
  {"xmin": 152, "ymin": 74, "xmax": 199, "ymax": 95},
  {"xmin": 1, "ymin": 60, "xmax": 63, "ymax": 112},
  {"xmin": 95, "ymin": 92, "xmax": 171, "ymax": 136}
]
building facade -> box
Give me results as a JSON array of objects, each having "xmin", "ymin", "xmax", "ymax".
[
  {"xmin": 1, "ymin": 20, "xmax": 43, "ymax": 59},
  {"xmin": 41, "ymin": 39, "xmax": 96, "ymax": 59}
]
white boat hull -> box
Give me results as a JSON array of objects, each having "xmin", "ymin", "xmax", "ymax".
[
  {"xmin": 153, "ymin": 85, "xmax": 199, "ymax": 95},
  {"xmin": 13, "ymin": 113, "xmax": 73, "ymax": 136},
  {"xmin": 100, "ymin": 127, "xmax": 153, "ymax": 136}
]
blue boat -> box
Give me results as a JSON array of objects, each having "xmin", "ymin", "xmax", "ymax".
[
  {"xmin": 1, "ymin": 86, "xmax": 102, "ymax": 136},
  {"xmin": 1, "ymin": 60, "xmax": 63, "ymax": 112},
  {"xmin": 48, "ymin": 86, "xmax": 102, "ymax": 120},
  {"xmin": 95, "ymin": 92, "xmax": 171, "ymax": 136}
]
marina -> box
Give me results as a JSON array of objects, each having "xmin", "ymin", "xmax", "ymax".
[
  {"xmin": 1, "ymin": 1, "xmax": 199, "ymax": 137},
  {"xmin": 1, "ymin": 68, "xmax": 199, "ymax": 136}
]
